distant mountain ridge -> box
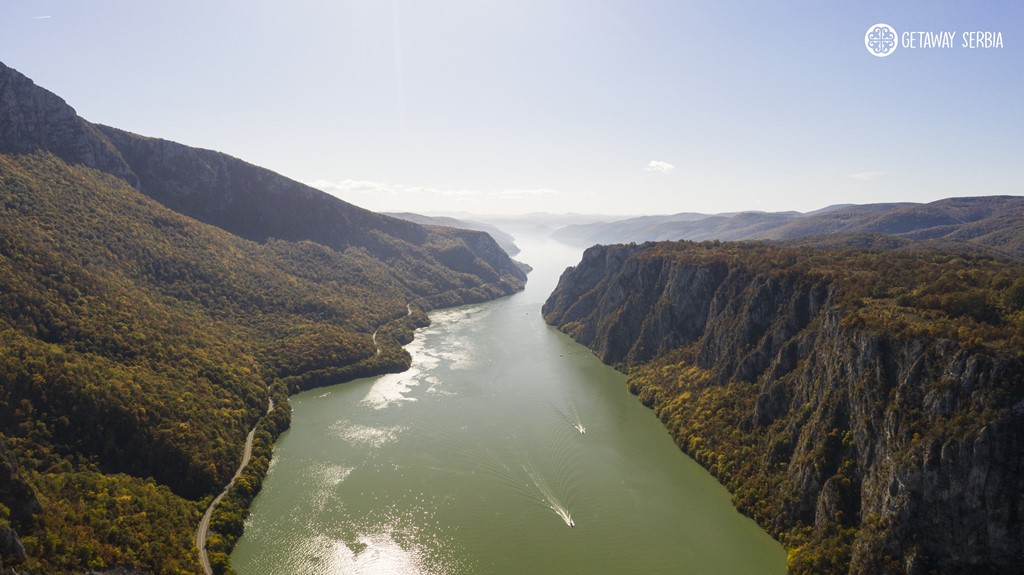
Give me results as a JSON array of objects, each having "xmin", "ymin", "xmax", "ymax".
[
  {"xmin": 552, "ymin": 197, "xmax": 1024, "ymax": 258},
  {"xmin": 384, "ymin": 212, "xmax": 522, "ymax": 256}
]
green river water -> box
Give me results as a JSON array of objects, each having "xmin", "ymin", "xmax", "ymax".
[{"xmin": 231, "ymin": 237, "xmax": 786, "ymax": 574}]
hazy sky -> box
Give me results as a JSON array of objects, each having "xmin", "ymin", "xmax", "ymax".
[{"xmin": 1, "ymin": 1, "xmax": 1021, "ymax": 215}]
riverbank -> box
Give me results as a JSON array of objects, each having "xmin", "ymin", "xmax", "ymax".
[
  {"xmin": 198, "ymin": 277, "xmax": 524, "ymax": 574},
  {"xmin": 196, "ymin": 397, "xmax": 274, "ymax": 574},
  {"xmin": 230, "ymin": 237, "xmax": 786, "ymax": 575}
]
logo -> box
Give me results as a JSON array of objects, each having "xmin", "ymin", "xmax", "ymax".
[{"xmin": 865, "ymin": 23, "xmax": 898, "ymax": 57}]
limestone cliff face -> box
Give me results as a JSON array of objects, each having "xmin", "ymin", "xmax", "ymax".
[
  {"xmin": 543, "ymin": 242, "xmax": 1024, "ymax": 574},
  {"xmin": 449, "ymin": 226, "xmax": 528, "ymax": 284},
  {"xmin": 0, "ymin": 63, "xmax": 138, "ymax": 187}
]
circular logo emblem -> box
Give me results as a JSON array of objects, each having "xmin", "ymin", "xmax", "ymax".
[{"xmin": 865, "ymin": 23, "xmax": 898, "ymax": 57}]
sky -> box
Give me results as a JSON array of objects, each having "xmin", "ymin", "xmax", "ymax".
[{"xmin": 1, "ymin": 1, "xmax": 1021, "ymax": 216}]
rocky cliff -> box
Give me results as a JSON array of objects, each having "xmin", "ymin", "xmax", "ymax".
[
  {"xmin": 544, "ymin": 241, "xmax": 1024, "ymax": 574},
  {"xmin": 0, "ymin": 62, "xmax": 137, "ymax": 187},
  {"xmin": 0, "ymin": 440, "xmax": 39, "ymax": 570}
]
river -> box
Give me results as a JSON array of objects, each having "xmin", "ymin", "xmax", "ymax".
[{"xmin": 231, "ymin": 236, "xmax": 786, "ymax": 574}]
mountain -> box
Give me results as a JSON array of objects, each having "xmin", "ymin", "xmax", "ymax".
[
  {"xmin": 551, "ymin": 198, "xmax": 1024, "ymax": 259},
  {"xmin": 544, "ymin": 241, "xmax": 1024, "ymax": 574},
  {"xmin": 384, "ymin": 212, "xmax": 522, "ymax": 256},
  {"xmin": 458, "ymin": 212, "xmax": 634, "ymax": 238},
  {"xmin": 0, "ymin": 63, "xmax": 138, "ymax": 187},
  {"xmin": 552, "ymin": 211, "xmax": 711, "ymax": 246},
  {"xmin": 0, "ymin": 61, "xmax": 525, "ymax": 574}
]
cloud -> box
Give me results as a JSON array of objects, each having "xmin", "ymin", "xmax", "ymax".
[
  {"xmin": 307, "ymin": 179, "xmax": 402, "ymax": 196},
  {"xmin": 645, "ymin": 160, "xmax": 675, "ymax": 174},
  {"xmin": 306, "ymin": 179, "xmax": 558, "ymax": 203},
  {"xmin": 30, "ymin": 15, "xmax": 52, "ymax": 19},
  {"xmin": 845, "ymin": 171, "xmax": 884, "ymax": 181}
]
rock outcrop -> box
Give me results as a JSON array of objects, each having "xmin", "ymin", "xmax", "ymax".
[
  {"xmin": 0, "ymin": 62, "xmax": 138, "ymax": 186},
  {"xmin": 0, "ymin": 440, "xmax": 39, "ymax": 570},
  {"xmin": 544, "ymin": 241, "xmax": 1024, "ymax": 574}
]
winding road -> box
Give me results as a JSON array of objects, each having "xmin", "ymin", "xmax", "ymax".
[
  {"xmin": 196, "ymin": 302, "xmax": 417, "ymax": 573},
  {"xmin": 195, "ymin": 397, "xmax": 274, "ymax": 575},
  {"xmin": 370, "ymin": 302, "xmax": 415, "ymax": 358}
]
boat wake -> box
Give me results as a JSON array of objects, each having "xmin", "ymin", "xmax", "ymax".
[
  {"xmin": 549, "ymin": 402, "xmax": 586, "ymax": 435},
  {"xmin": 521, "ymin": 459, "xmax": 574, "ymax": 528},
  {"xmin": 423, "ymin": 422, "xmax": 580, "ymax": 528}
]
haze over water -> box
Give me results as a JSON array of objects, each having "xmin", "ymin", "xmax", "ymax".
[{"xmin": 231, "ymin": 236, "xmax": 786, "ymax": 574}]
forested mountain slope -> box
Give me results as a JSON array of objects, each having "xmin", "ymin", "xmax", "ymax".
[
  {"xmin": 384, "ymin": 212, "xmax": 521, "ymax": 256},
  {"xmin": 0, "ymin": 61, "xmax": 525, "ymax": 574},
  {"xmin": 544, "ymin": 240, "xmax": 1024, "ymax": 574}
]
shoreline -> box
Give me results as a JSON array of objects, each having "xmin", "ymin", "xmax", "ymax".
[
  {"xmin": 200, "ymin": 278, "xmax": 526, "ymax": 574},
  {"xmin": 195, "ymin": 398, "xmax": 274, "ymax": 575}
]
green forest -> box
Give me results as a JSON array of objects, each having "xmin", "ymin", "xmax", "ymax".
[{"xmin": 0, "ymin": 151, "xmax": 524, "ymax": 573}]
